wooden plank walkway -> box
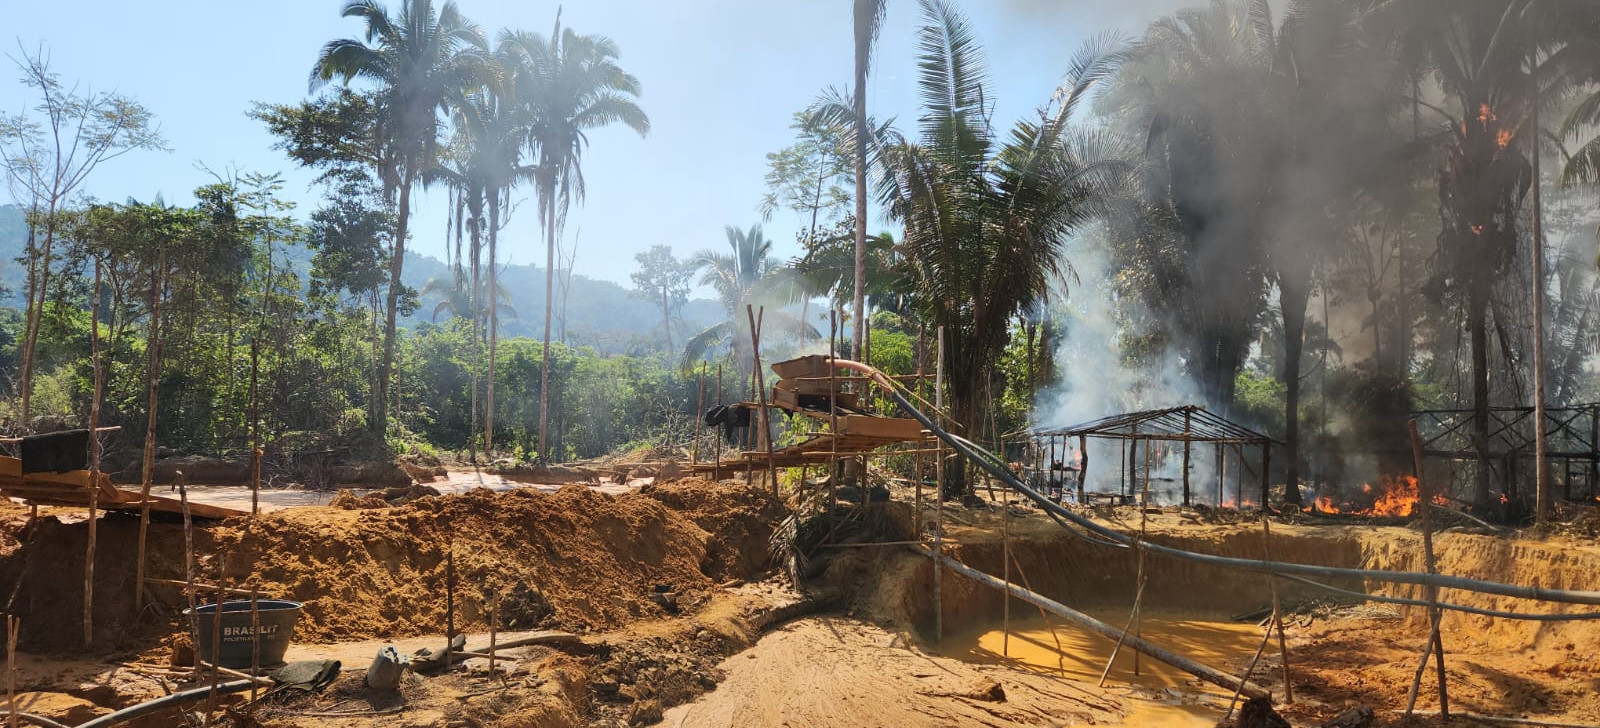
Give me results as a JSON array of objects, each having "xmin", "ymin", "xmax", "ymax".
[{"xmin": 0, "ymin": 456, "xmax": 243, "ymax": 519}]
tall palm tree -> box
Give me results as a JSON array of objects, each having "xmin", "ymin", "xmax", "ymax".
[
  {"xmin": 684, "ymin": 224, "xmax": 812, "ymax": 375},
  {"xmin": 868, "ymin": 0, "xmax": 1132, "ymax": 493},
  {"xmin": 313, "ymin": 0, "xmax": 486, "ymax": 432},
  {"xmin": 1365, "ymin": 0, "xmax": 1600, "ymax": 508},
  {"xmin": 501, "ymin": 18, "xmax": 649, "ymax": 462},
  {"xmin": 852, "ymin": 0, "xmax": 889, "ymax": 361},
  {"xmin": 455, "ymin": 38, "xmax": 538, "ymax": 457}
]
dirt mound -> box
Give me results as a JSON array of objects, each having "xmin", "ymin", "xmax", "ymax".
[
  {"xmin": 208, "ymin": 486, "xmax": 723, "ymax": 642},
  {"xmin": 0, "ymin": 482, "xmax": 786, "ymax": 653},
  {"xmin": 640, "ymin": 478, "xmax": 787, "ymax": 581}
]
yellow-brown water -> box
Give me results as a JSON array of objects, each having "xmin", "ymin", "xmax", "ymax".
[{"xmin": 953, "ymin": 612, "xmax": 1264, "ymax": 727}]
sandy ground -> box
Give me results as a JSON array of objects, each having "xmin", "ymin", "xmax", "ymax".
[{"xmin": 661, "ymin": 616, "xmax": 1127, "ymax": 728}]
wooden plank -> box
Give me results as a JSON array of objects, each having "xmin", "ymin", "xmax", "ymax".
[{"xmin": 837, "ymin": 415, "xmax": 924, "ymax": 441}]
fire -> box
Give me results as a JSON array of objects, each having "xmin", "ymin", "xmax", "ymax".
[
  {"xmin": 1496, "ymin": 128, "xmax": 1513, "ymax": 149},
  {"xmin": 1304, "ymin": 476, "xmax": 1447, "ymax": 518},
  {"xmin": 1478, "ymin": 103, "xmax": 1497, "ymax": 128},
  {"xmin": 1470, "ymin": 224, "xmax": 1485, "ymax": 235}
]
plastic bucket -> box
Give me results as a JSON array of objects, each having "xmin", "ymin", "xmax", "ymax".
[{"xmin": 184, "ymin": 600, "xmax": 302, "ymax": 669}]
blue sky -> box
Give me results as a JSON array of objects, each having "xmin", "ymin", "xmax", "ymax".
[{"xmin": 3, "ymin": 0, "xmax": 1179, "ymax": 288}]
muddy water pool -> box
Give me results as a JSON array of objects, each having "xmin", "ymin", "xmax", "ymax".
[{"xmin": 951, "ymin": 612, "xmax": 1264, "ymax": 726}]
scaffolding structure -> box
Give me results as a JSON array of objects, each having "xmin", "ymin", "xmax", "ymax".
[
  {"xmin": 1412, "ymin": 403, "xmax": 1600, "ymax": 503},
  {"xmin": 1030, "ymin": 405, "xmax": 1279, "ymax": 507}
]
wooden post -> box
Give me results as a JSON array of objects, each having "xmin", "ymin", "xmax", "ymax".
[
  {"xmin": 1078, "ymin": 434, "xmax": 1088, "ymax": 504},
  {"xmin": 1263, "ymin": 516, "xmax": 1292, "ymax": 703},
  {"xmin": 6, "ymin": 614, "xmax": 17, "ymax": 728},
  {"xmin": 135, "ymin": 255, "xmax": 164, "ymax": 613},
  {"xmin": 1217, "ymin": 443, "xmax": 1226, "ymax": 506},
  {"xmin": 1182, "ymin": 409, "xmax": 1193, "ymax": 506},
  {"xmin": 746, "ymin": 306, "xmax": 777, "ymax": 495},
  {"xmin": 85, "ymin": 259, "xmax": 103, "ymax": 645},
  {"xmin": 1406, "ymin": 419, "xmax": 1449, "ymax": 719},
  {"xmin": 1002, "ymin": 480, "xmax": 1011, "ymax": 657},
  {"xmin": 249, "ymin": 587, "xmax": 261, "ymax": 701},
  {"xmin": 179, "ymin": 478, "xmax": 196, "ymax": 618},
  {"xmin": 693, "ymin": 363, "xmax": 706, "ymax": 465},
  {"xmin": 1126, "ymin": 435, "xmax": 1137, "ymax": 500},
  {"xmin": 1261, "ymin": 443, "xmax": 1271, "ymax": 508},
  {"xmin": 205, "ymin": 565, "xmax": 225, "ymax": 721},
  {"xmin": 250, "ymin": 338, "xmax": 261, "ymax": 517},
  {"xmin": 488, "ymin": 588, "xmax": 499, "ymax": 675},
  {"xmin": 445, "ymin": 544, "xmax": 456, "ymax": 671},
  {"xmin": 829, "ymin": 311, "xmax": 840, "ymax": 509},
  {"xmin": 933, "ymin": 325, "xmax": 945, "ymax": 648},
  {"xmin": 714, "ymin": 364, "xmax": 723, "ymax": 481}
]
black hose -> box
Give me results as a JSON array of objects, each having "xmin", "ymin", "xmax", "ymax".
[
  {"xmin": 74, "ymin": 680, "xmax": 254, "ymax": 728},
  {"xmin": 884, "ymin": 385, "xmax": 1600, "ymax": 610}
]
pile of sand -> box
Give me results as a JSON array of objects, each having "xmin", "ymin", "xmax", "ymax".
[{"xmin": 0, "ymin": 478, "xmax": 783, "ymax": 652}]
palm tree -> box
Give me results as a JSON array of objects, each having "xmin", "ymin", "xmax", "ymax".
[
  {"xmin": 684, "ymin": 224, "xmax": 812, "ymax": 375},
  {"xmin": 501, "ymin": 18, "xmax": 649, "ymax": 462},
  {"xmin": 867, "ymin": 0, "xmax": 1132, "ymax": 493},
  {"xmin": 1364, "ymin": 0, "xmax": 1600, "ymax": 508},
  {"xmin": 852, "ymin": 0, "xmax": 889, "ymax": 361},
  {"xmin": 313, "ymin": 0, "xmax": 486, "ymax": 432},
  {"xmin": 454, "ymin": 38, "xmax": 539, "ymax": 457},
  {"xmin": 1128, "ymin": 0, "xmax": 1399, "ymax": 505}
]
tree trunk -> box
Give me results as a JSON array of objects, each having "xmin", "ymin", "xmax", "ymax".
[
  {"xmin": 661, "ymin": 287, "xmax": 673, "ymax": 353},
  {"xmin": 539, "ymin": 192, "xmax": 556, "ymax": 462},
  {"xmin": 1280, "ymin": 272, "xmax": 1311, "ymax": 506},
  {"xmin": 374, "ymin": 175, "xmax": 413, "ymax": 434},
  {"xmin": 851, "ymin": 42, "xmax": 869, "ymax": 365},
  {"xmin": 469, "ymin": 188, "xmax": 482, "ymax": 461},
  {"xmin": 486, "ymin": 190, "xmax": 500, "ymax": 458},
  {"xmin": 19, "ymin": 206, "xmax": 58, "ymax": 428},
  {"xmin": 1469, "ymin": 277, "xmax": 1493, "ymax": 508}
]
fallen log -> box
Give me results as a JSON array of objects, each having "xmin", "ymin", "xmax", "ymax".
[{"xmin": 915, "ymin": 546, "xmax": 1270, "ymax": 699}]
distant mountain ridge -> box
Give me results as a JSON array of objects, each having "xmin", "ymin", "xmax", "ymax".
[{"xmin": 0, "ymin": 204, "xmax": 716, "ymax": 353}]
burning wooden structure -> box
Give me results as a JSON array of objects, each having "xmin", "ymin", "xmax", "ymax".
[{"xmin": 1030, "ymin": 405, "xmax": 1277, "ymax": 507}]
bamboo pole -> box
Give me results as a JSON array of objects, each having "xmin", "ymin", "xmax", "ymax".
[
  {"xmin": 1406, "ymin": 419, "xmax": 1449, "ymax": 718},
  {"xmin": 84, "ymin": 259, "xmax": 103, "ymax": 645},
  {"xmin": 933, "ymin": 326, "xmax": 945, "ymax": 648},
  {"xmin": 919, "ymin": 547, "xmax": 1269, "ymax": 698},
  {"xmin": 914, "ymin": 326, "xmax": 926, "ymax": 537}
]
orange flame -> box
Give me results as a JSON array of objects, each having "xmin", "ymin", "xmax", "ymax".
[
  {"xmin": 1496, "ymin": 128, "xmax": 1513, "ymax": 149},
  {"xmin": 1309, "ymin": 476, "xmax": 1446, "ymax": 518},
  {"xmin": 1478, "ymin": 103, "xmax": 1497, "ymax": 128}
]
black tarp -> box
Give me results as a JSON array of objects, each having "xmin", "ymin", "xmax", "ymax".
[{"xmin": 19, "ymin": 429, "xmax": 90, "ymax": 473}]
